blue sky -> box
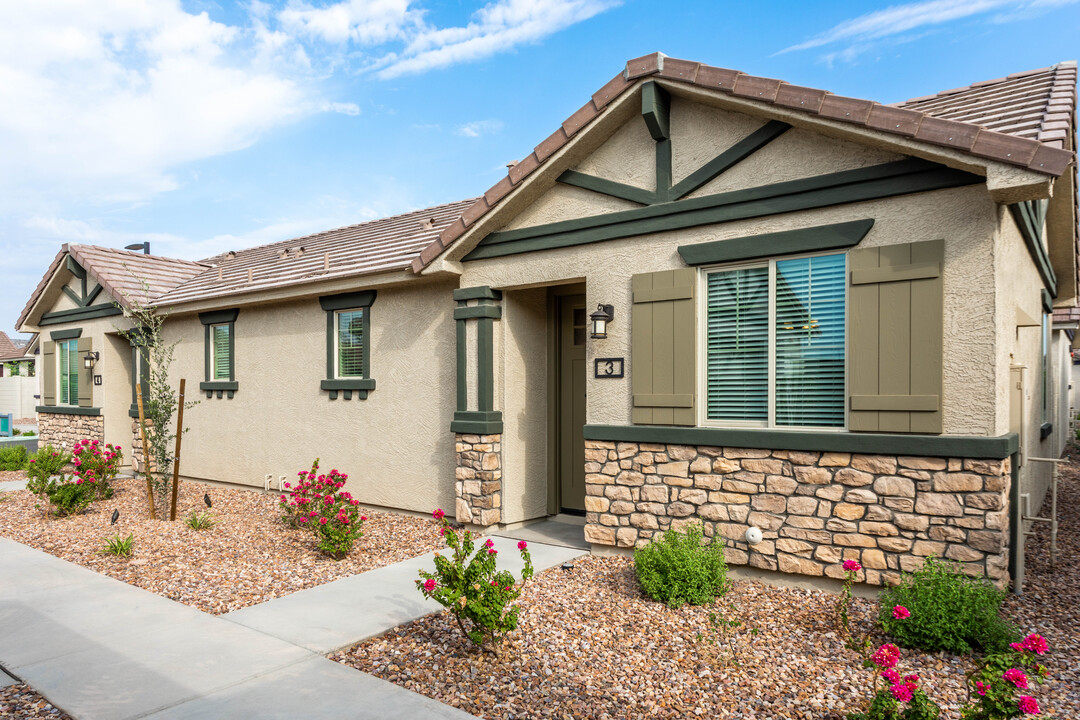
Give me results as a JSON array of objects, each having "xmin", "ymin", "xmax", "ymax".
[{"xmin": 2, "ymin": 0, "xmax": 1078, "ymax": 338}]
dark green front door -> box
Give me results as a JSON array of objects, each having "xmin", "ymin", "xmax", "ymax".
[{"xmin": 557, "ymin": 294, "xmax": 587, "ymax": 513}]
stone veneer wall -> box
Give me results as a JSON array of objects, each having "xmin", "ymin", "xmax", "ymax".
[
  {"xmin": 583, "ymin": 441, "xmax": 1010, "ymax": 586},
  {"xmin": 38, "ymin": 412, "xmax": 105, "ymax": 452},
  {"xmin": 455, "ymin": 433, "xmax": 502, "ymax": 526}
]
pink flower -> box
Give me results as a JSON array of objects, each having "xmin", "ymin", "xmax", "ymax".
[
  {"xmin": 360, "ymin": 516, "xmax": 367, "ymax": 522},
  {"xmin": 882, "ymin": 669, "xmax": 901, "ymax": 684},
  {"xmin": 871, "ymin": 644, "xmax": 901, "ymax": 669},
  {"xmin": 975, "ymin": 681, "xmax": 988, "ymax": 696},
  {"xmin": 490, "ymin": 580, "xmax": 498, "ymax": 586},
  {"xmin": 892, "ymin": 605, "xmax": 911, "ymax": 620},
  {"xmin": 890, "ymin": 684, "xmax": 913, "ymax": 703},
  {"xmin": 423, "ymin": 578, "xmax": 436, "ymax": 592},
  {"xmin": 298, "ymin": 517, "xmax": 308, "ymax": 524},
  {"xmin": 483, "ymin": 538, "xmax": 494, "ymax": 548},
  {"xmin": 1004, "ymin": 668, "xmax": 1029, "ymax": 689},
  {"xmin": 433, "ymin": 508, "xmax": 445, "ymax": 520},
  {"xmin": 488, "ymin": 548, "xmax": 497, "ymax": 555},
  {"xmin": 843, "ymin": 560, "xmax": 862, "ymax": 573},
  {"xmin": 1021, "ymin": 634, "xmax": 1048, "ymax": 655},
  {"xmin": 904, "ymin": 675, "xmax": 919, "ymax": 684},
  {"xmin": 74, "ymin": 478, "xmax": 83, "ymax": 485},
  {"xmin": 439, "ymin": 527, "xmax": 446, "ymax": 536},
  {"xmin": 1011, "ymin": 642, "xmax": 1025, "ymax": 653},
  {"xmin": 320, "ymin": 517, "xmax": 328, "ymax": 525},
  {"xmin": 517, "ymin": 540, "xmax": 528, "ymax": 551},
  {"xmin": 1018, "ymin": 696, "xmax": 1040, "ymax": 715}
]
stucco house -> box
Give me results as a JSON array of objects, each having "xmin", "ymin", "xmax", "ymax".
[{"xmin": 16, "ymin": 54, "xmax": 1078, "ymax": 588}]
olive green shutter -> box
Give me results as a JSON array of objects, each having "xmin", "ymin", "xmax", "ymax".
[
  {"xmin": 76, "ymin": 337, "xmax": 93, "ymax": 407},
  {"xmin": 631, "ymin": 269, "xmax": 696, "ymax": 426},
  {"xmin": 42, "ymin": 341, "xmax": 57, "ymax": 406},
  {"xmin": 849, "ymin": 239, "xmax": 943, "ymax": 433}
]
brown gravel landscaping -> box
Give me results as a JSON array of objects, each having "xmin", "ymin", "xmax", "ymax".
[
  {"xmin": 0, "ymin": 683, "xmax": 70, "ymax": 720},
  {"xmin": 334, "ymin": 451, "xmax": 1080, "ymax": 720},
  {"xmin": 0, "ymin": 474, "xmax": 442, "ymax": 615}
]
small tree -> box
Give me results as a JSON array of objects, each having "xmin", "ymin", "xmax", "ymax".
[{"xmin": 116, "ymin": 277, "xmax": 196, "ymax": 515}]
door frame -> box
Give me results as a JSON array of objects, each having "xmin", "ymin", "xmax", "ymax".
[{"xmin": 546, "ymin": 283, "xmax": 587, "ymax": 515}]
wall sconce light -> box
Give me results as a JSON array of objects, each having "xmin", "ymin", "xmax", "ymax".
[
  {"xmin": 83, "ymin": 351, "xmax": 99, "ymax": 370},
  {"xmin": 590, "ymin": 304, "xmax": 615, "ymax": 339}
]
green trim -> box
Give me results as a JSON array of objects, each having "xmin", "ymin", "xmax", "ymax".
[
  {"xmin": 320, "ymin": 379, "xmax": 376, "ymax": 391},
  {"xmin": 452, "ymin": 286, "xmax": 502, "ymax": 301},
  {"xmin": 49, "ymin": 328, "xmax": 82, "ymax": 340},
  {"xmin": 478, "ymin": 317, "xmax": 494, "ymax": 412},
  {"xmin": 1009, "ymin": 202, "xmax": 1057, "ymax": 297},
  {"xmin": 319, "ymin": 290, "xmax": 377, "ymax": 312},
  {"xmin": 583, "ymin": 424, "xmax": 1020, "ymax": 459},
  {"xmin": 61, "ymin": 282, "xmax": 103, "ymax": 308},
  {"xmin": 655, "ymin": 138, "xmax": 673, "ymax": 201},
  {"xmin": 641, "ymin": 81, "xmax": 670, "ymax": 141},
  {"xmin": 454, "ymin": 305, "xmax": 502, "ymax": 320},
  {"xmin": 39, "ymin": 304, "xmax": 121, "ymax": 325},
  {"xmin": 36, "ymin": 405, "xmax": 101, "ymax": 416},
  {"xmin": 669, "ymin": 121, "xmax": 790, "ymax": 201},
  {"xmin": 467, "ymin": 159, "xmax": 981, "ymax": 261},
  {"xmin": 1008, "ymin": 453, "xmax": 1022, "ymax": 587},
  {"xmin": 1041, "ymin": 288, "xmax": 1054, "ymax": 314},
  {"xmin": 678, "ymin": 219, "xmax": 874, "ymax": 266},
  {"xmin": 557, "ymin": 170, "xmax": 656, "ymax": 206},
  {"xmin": 200, "ymin": 381, "xmax": 239, "ymax": 391},
  {"xmin": 65, "ymin": 255, "xmax": 87, "ymax": 280},
  {"xmin": 451, "ymin": 410, "xmax": 504, "ymax": 435},
  {"xmin": 456, "ymin": 319, "xmax": 467, "ymax": 412},
  {"xmin": 198, "ymin": 309, "xmax": 240, "ymax": 325}
]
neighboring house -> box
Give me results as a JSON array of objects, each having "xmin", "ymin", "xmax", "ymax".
[
  {"xmin": 0, "ymin": 331, "xmax": 34, "ymax": 377},
  {"xmin": 16, "ymin": 55, "xmax": 1078, "ymax": 589}
]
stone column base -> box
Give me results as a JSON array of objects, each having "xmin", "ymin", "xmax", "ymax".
[
  {"xmin": 38, "ymin": 412, "xmax": 104, "ymax": 452},
  {"xmin": 455, "ymin": 433, "xmax": 502, "ymax": 526}
]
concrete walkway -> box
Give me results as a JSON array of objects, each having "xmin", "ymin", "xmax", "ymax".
[
  {"xmin": 224, "ymin": 535, "xmax": 585, "ymax": 653},
  {"xmin": 0, "ymin": 532, "xmax": 585, "ymax": 719}
]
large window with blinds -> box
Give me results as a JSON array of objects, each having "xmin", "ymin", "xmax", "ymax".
[
  {"xmin": 702, "ymin": 252, "xmax": 846, "ymax": 428},
  {"xmin": 57, "ymin": 338, "xmax": 79, "ymax": 406},
  {"xmin": 335, "ymin": 309, "xmax": 366, "ymax": 378}
]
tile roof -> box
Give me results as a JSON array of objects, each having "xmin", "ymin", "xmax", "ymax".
[
  {"xmin": 16, "ymin": 245, "xmax": 208, "ymax": 328},
  {"xmin": 152, "ymin": 199, "xmax": 477, "ymax": 307},
  {"xmin": 411, "ymin": 53, "xmax": 1077, "ymax": 274},
  {"xmin": 0, "ymin": 332, "xmax": 19, "ymax": 361},
  {"xmin": 895, "ymin": 62, "xmax": 1077, "ymax": 149}
]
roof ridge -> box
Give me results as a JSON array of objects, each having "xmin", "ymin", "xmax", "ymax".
[{"xmin": 69, "ymin": 243, "xmax": 211, "ymax": 267}]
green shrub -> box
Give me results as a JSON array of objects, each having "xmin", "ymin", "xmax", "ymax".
[
  {"xmin": 185, "ymin": 510, "xmax": 215, "ymax": 530},
  {"xmin": 879, "ymin": 556, "xmax": 1018, "ymax": 654},
  {"xmin": 25, "ymin": 444, "xmax": 72, "ymax": 493},
  {"xmin": 634, "ymin": 524, "xmax": 729, "ymax": 608},
  {"xmin": 0, "ymin": 445, "xmax": 28, "ymax": 471},
  {"xmin": 101, "ymin": 533, "xmax": 135, "ymax": 558}
]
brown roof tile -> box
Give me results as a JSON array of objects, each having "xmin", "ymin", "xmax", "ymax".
[{"xmin": 0, "ymin": 332, "xmax": 19, "ymax": 360}]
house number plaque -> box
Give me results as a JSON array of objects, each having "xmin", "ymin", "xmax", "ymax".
[{"xmin": 594, "ymin": 358, "xmax": 624, "ymax": 379}]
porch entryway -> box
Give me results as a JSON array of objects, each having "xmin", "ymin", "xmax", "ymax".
[{"xmin": 553, "ymin": 287, "xmax": 587, "ymax": 515}]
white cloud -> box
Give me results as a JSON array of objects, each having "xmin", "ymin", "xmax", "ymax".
[
  {"xmin": 456, "ymin": 119, "xmax": 504, "ymax": 137},
  {"xmin": 321, "ymin": 101, "xmax": 362, "ymax": 115},
  {"xmin": 377, "ymin": 0, "xmax": 620, "ymax": 78},
  {"xmin": 777, "ymin": 0, "xmax": 1080, "ymax": 61}
]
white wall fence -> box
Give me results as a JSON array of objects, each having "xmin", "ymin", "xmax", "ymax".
[{"xmin": 0, "ymin": 375, "xmax": 38, "ymax": 419}]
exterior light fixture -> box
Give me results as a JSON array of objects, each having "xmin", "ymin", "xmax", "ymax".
[
  {"xmin": 124, "ymin": 242, "xmax": 151, "ymax": 255},
  {"xmin": 590, "ymin": 304, "xmax": 615, "ymax": 339},
  {"xmin": 83, "ymin": 351, "xmax": 99, "ymax": 370}
]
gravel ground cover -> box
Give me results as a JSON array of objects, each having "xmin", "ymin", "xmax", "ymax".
[
  {"xmin": 0, "ymin": 683, "xmax": 70, "ymax": 720},
  {"xmin": 0, "ymin": 473, "xmax": 442, "ymax": 614},
  {"xmin": 336, "ymin": 456, "xmax": 1080, "ymax": 720}
]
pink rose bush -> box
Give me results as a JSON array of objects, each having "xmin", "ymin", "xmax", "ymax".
[
  {"xmin": 278, "ymin": 458, "xmax": 364, "ymax": 559},
  {"xmin": 837, "ymin": 558, "xmax": 864, "ymax": 636},
  {"xmin": 25, "ymin": 441, "xmax": 119, "ymax": 518},
  {"xmin": 416, "ymin": 509, "xmax": 534, "ymax": 656},
  {"xmin": 72, "ymin": 439, "xmax": 123, "ymax": 500},
  {"xmin": 846, "ymin": 610, "xmax": 940, "ymax": 720},
  {"xmin": 961, "ymin": 634, "xmax": 1050, "ymax": 719}
]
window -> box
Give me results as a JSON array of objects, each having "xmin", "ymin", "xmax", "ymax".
[
  {"xmin": 703, "ymin": 252, "xmax": 846, "ymax": 428},
  {"xmin": 319, "ymin": 290, "xmax": 376, "ymax": 400},
  {"xmin": 334, "ymin": 309, "xmax": 365, "ymax": 378},
  {"xmin": 57, "ymin": 338, "xmax": 80, "ymax": 405},
  {"xmin": 210, "ymin": 324, "xmax": 231, "ymax": 380},
  {"xmin": 198, "ymin": 309, "xmax": 238, "ymax": 398}
]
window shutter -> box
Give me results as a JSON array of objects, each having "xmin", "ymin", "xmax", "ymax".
[
  {"xmin": 631, "ymin": 268, "xmax": 696, "ymax": 426},
  {"xmin": 849, "ymin": 239, "xmax": 943, "ymax": 433},
  {"xmin": 42, "ymin": 341, "xmax": 57, "ymax": 406},
  {"xmin": 77, "ymin": 337, "xmax": 93, "ymax": 408}
]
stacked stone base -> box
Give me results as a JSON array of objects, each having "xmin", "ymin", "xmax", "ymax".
[
  {"xmin": 583, "ymin": 441, "xmax": 1010, "ymax": 586},
  {"xmin": 455, "ymin": 433, "xmax": 502, "ymax": 526},
  {"xmin": 38, "ymin": 412, "xmax": 104, "ymax": 452}
]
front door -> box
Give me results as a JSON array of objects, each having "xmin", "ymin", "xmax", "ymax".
[{"xmin": 557, "ymin": 294, "xmax": 587, "ymax": 513}]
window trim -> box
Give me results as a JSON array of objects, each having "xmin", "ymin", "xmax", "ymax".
[
  {"xmin": 57, "ymin": 338, "xmax": 80, "ymax": 407},
  {"xmin": 696, "ymin": 249, "xmax": 848, "ymax": 431},
  {"xmin": 319, "ymin": 290, "xmax": 376, "ymax": 400},
  {"xmin": 332, "ymin": 308, "xmax": 367, "ymax": 379},
  {"xmin": 198, "ymin": 309, "xmax": 238, "ymax": 399}
]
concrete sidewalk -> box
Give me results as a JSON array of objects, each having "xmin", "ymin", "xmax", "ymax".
[
  {"xmin": 0, "ymin": 538, "xmax": 477, "ymax": 720},
  {"xmin": 224, "ymin": 534, "xmax": 585, "ymax": 653}
]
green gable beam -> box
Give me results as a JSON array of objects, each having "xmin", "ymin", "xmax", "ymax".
[
  {"xmin": 39, "ymin": 304, "xmax": 122, "ymax": 326},
  {"xmin": 61, "ymin": 282, "xmax": 104, "ymax": 308},
  {"xmin": 641, "ymin": 81, "xmax": 670, "ymax": 141},
  {"xmin": 584, "ymin": 425, "xmax": 1019, "ymax": 460},
  {"xmin": 452, "ymin": 286, "xmax": 502, "ymax": 302},
  {"xmin": 557, "ymin": 170, "xmax": 656, "ymax": 206},
  {"xmin": 678, "ymin": 219, "xmax": 874, "ymax": 266},
  {"xmin": 1009, "ymin": 201, "xmax": 1056, "ymax": 297},
  {"xmin": 467, "ymin": 159, "xmax": 981, "ymax": 261},
  {"xmin": 668, "ymin": 120, "xmax": 791, "ymax": 201}
]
